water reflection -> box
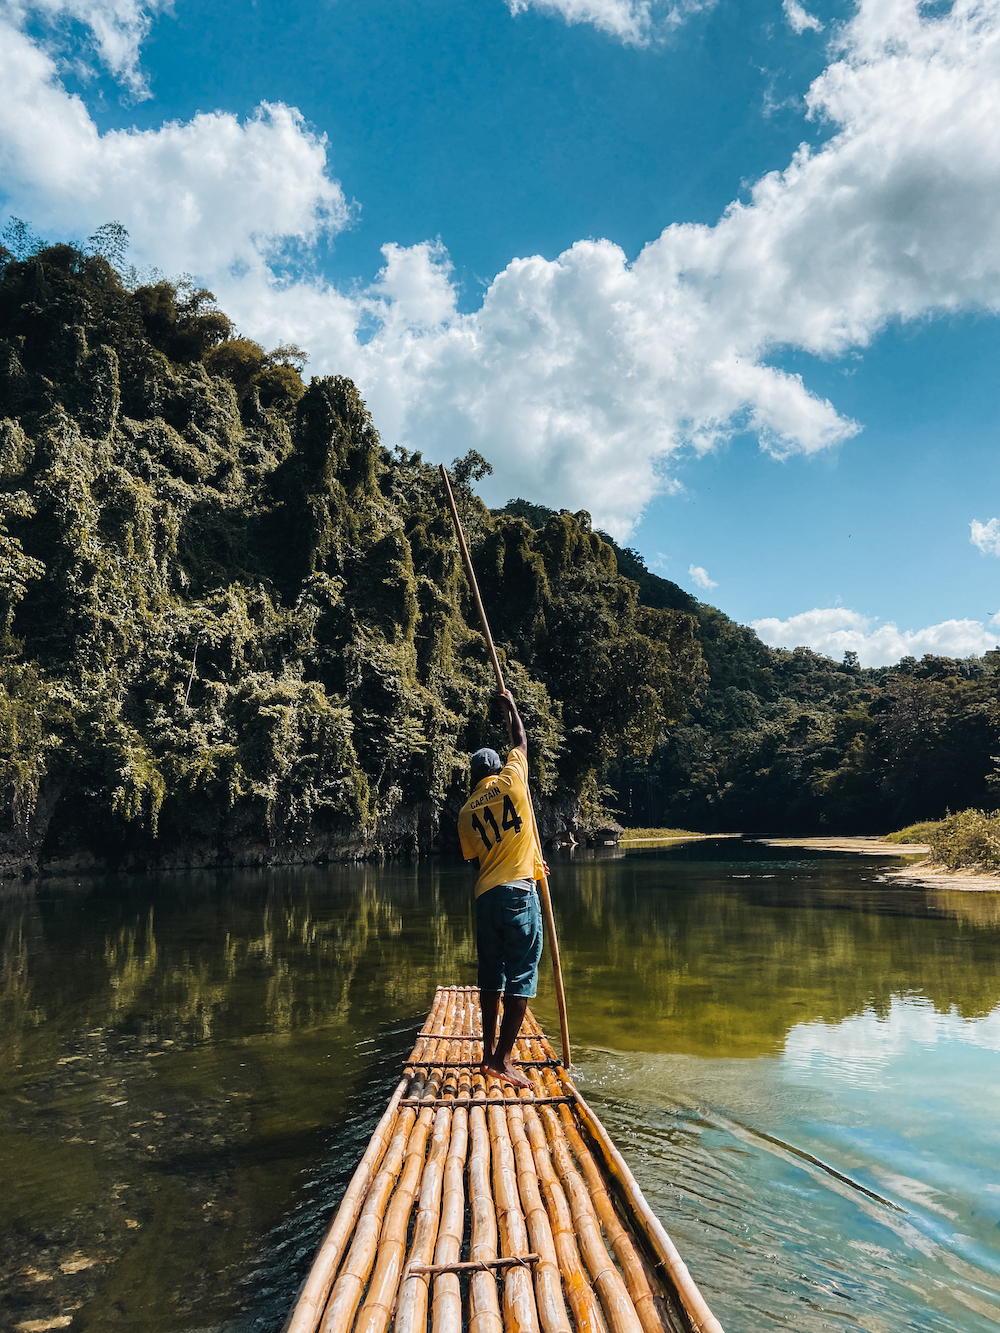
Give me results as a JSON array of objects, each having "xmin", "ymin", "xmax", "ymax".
[
  {"xmin": 531, "ymin": 849, "xmax": 1000, "ymax": 1057},
  {"xmin": 1, "ymin": 846, "xmax": 999, "ymax": 1331}
]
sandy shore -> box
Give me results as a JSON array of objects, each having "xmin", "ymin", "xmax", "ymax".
[
  {"xmin": 878, "ymin": 863, "xmax": 1000, "ymax": 891},
  {"xmin": 756, "ymin": 835, "xmax": 1000, "ymax": 891},
  {"xmin": 619, "ymin": 833, "xmax": 1000, "ymax": 890},
  {"xmin": 618, "ymin": 832, "xmax": 741, "ymax": 845},
  {"xmin": 753, "ymin": 836, "xmax": 931, "ymax": 855}
]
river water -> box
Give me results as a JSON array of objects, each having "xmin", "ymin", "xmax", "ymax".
[{"xmin": 2, "ymin": 841, "xmax": 1000, "ymax": 1332}]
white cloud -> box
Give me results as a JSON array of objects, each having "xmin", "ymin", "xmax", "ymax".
[
  {"xmin": 783, "ymin": 0, "xmax": 824, "ymax": 34},
  {"xmin": 0, "ymin": 13, "xmax": 350, "ymax": 285},
  {"xmin": 336, "ymin": 0, "xmax": 1000, "ymax": 532},
  {"xmin": 752, "ymin": 607, "xmax": 1000, "ymax": 667},
  {"xmin": 6, "ymin": 0, "xmax": 172, "ymax": 98},
  {"xmin": 6, "ymin": 0, "xmax": 1000, "ymax": 537},
  {"xmin": 504, "ymin": 0, "xmax": 713, "ymax": 46},
  {"xmin": 688, "ymin": 563, "xmax": 718, "ymax": 589},
  {"xmin": 971, "ymin": 518, "xmax": 1000, "ymax": 555}
]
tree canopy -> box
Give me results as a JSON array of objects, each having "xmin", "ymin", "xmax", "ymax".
[{"xmin": 0, "ymin": 231, "xmax": 704, "ymax": 872}]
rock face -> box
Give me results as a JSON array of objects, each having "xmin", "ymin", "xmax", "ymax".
[{"xmin": 0, "ymin": 242, "xmax": 703, "ymax": 877}]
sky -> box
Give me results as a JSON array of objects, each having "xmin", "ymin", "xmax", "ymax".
[{"xmin": 2, "ymin": 0, "xmax": 1000, "ymax": 666}]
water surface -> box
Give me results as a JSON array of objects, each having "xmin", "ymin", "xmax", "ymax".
[{"xmin": 2, "ymin": 844, "xmax": 999, "ymax": 1331}]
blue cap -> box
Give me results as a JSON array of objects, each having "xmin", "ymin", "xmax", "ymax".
[{"xmin": 470, "ymin": 747, "xmax": 502, "ymax": 784}]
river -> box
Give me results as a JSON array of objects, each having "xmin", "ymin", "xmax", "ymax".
[{"xmin": 2, "ymin": 841, "xmax": 999, "ymax": 1331}]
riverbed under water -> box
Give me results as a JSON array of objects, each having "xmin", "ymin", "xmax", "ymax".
[{"xmin": 2, "ymin": 841, "xmax": 999, "ymax": 1332}]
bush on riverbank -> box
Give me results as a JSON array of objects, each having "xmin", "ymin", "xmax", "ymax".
[{"xmin": 925, "ymin": 809, "xmax": 1000, "ymax": 870}]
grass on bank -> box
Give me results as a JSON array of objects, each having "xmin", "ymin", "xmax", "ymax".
[
  {"xmin": 619, "ymin": 827, "xmax": 704, "ymax": 842},
  {"xmin": 882, "ymin": 820, "xmax": 944, "ymax": 844},
  {"xmin": 884, "ymin": 810, "xmax": 1000, "ymax": 870}
]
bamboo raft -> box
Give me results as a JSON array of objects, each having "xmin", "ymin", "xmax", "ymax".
[{"xmin": 285, "ymin": 987, "xmax": 723, "ymax": 1333}]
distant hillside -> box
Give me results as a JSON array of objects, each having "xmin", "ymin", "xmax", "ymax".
[
  {"xmin": 0, "ymin": 232, "xmax": 705, "ymax": 874},
  {"xmin": 499, "ymin": 501, "xmax": 1000, "ymax": 835}
]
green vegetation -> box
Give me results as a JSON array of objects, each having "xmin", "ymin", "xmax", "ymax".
[
  {"xmin": 924, "ymin": 809, "xmax": 1000, "ymax": 870},
  {"xmin": 615, "ymin": 595, "xmax": 1000, "ymax": 835},
  {"xmin": 0, "ymin": 226, "xmax": 705, "ymax": 872},
  {"xmin": 3, "ymin": 220, "xmax": 999, "ymax": 872},
  {"xmin": 618, "ymin": 828, "xmax": 702, "ymax": 841},
  {"xmin": 882, "ymin": 821, "xmax": 943, "ymax": 845},
  {"xmin": 507, "ymin": 510, "xmax": 1000, "ymax": 838}
]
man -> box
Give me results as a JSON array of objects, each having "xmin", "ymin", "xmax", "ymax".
[{"xmin": 458, "ymin": 688, "xmax": 546, "ymax": 1089}]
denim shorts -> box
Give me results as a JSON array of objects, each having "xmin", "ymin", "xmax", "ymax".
[{"xmin": 476, "ymin": 882, "xmax": 543, "ymax": 998}]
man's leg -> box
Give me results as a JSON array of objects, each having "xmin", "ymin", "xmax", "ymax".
[
  {"xmin": 480, "ymin": 989, "xmax": 501, "ymax": 1071},
  {"xmin": 483, "ymin": 886, "xmax": 541, "ymax": 1089},
  {"xmin": 484, "ymin": 994, "xmax": 530, "ymax": 1089},
  {"xmin": 476, "ymin": 889, "xmax": 506, "ymax": 1076}
]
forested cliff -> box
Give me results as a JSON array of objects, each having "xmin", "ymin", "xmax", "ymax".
[
  {"xmin": 1, "ymin": 234, "xmax": 997, "ymax": 875},
  {"xmin": 0, "ymin": 237, "xmax": 704, "ymax": 874}
]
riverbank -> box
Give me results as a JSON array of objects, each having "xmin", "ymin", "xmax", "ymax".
[
  {"xmin": 753, "ymin": 836, "xmax": 931, "ymax": 855},
  {"xmin": 751, "ymin": 834, "xmax": 1000, "ymax": 891},
  {"xmin": 881, "ymin": 863, "xmax": 1000, "ymax": 891}
]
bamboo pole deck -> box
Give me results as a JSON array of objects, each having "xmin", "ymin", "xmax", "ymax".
[{"xmin": 285, "ymin": 987, "xmax": 724, "ymax": 1333}]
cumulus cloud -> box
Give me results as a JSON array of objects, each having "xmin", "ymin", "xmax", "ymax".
[
  {"xmin": 504, "ymin": 0, "xmax": 712, "ymax": 46},
  {"xmin": 752, "ymin": 607, "xmax": 1000, "ymax": 667},
  {"xmin": 6, "ymin": 0, "xmax": 1000, "ymax": 535},
  {"xmin": 688, "ymin": 564, "xmax": 718, "ymax": 589},
  {"xmin": 6, "ymin": 0, "xmax": 172, "ymax": 98},
  {"xmin": 971, "ymin": 518, "xmax": 1000, "ymax": 555},
  {"xmin": 782, "ymin": 0, "xmax": 824, "ymax": 34},
  {"xmin": 0, "ymin": 13, "xmax": 350, "ymax": 283},
  {"xmin": 342, "ymin": 0, "xmax": 1000, "ymax": 531}
]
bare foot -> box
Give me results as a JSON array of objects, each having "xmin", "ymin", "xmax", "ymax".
[{"xmin": 484, "ymin": 1060, "xmax": 532, "ymax": 1090}]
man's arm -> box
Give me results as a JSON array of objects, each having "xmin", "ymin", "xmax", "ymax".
[{"xmin": 499, "ymin": 689, "xmax": 528, "ymax": 758}]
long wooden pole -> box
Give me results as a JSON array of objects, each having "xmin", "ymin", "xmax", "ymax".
[{"xmin": 439, "ymin": 464, "xmax": 572, "ymax": 1069}]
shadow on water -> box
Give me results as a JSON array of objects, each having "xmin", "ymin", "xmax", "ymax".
[{"xmin": 1, "ymin": 847, "xmax": 1000, "ymax": 1330}]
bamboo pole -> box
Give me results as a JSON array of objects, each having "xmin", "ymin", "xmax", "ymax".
[
  {"xmin": 395, "ymin": 1107, "xmax": 452, "ymax": 1333},
  {"xmin": 419, "ymin": 1255, "xmax": 540, "ymax": 1276},
  {"xmin": 438, "ymin": 463, "xmax": 572, "ymax": 1070},
  {"xmin": 489, "ymin": 1095, "xmax": 541, "ymax": 1333},
  {"xmin": 430, "ymin": 1106, "xmax": 469, "ymax": 1333},
  {"xmin": 504, "ymin": 1100, "xmax": 572, "ymax": 1333},
  {"xmin": 301, "ymin": 987, "xmax": 453, "ymax": 1333},
  {"xmin": 566, "ymin": 1084, "xmax": 725, "ymax": 1333},
  {"xmin": 324, "ymin": 1018, "xmax": 451, "ymax": 1333},
  {"xmin": 319, "ymin": 1105, "xmax": 418, "ymax": 1333},
  {"xmin": 538, "ymin": 1100, "xmax": 643, "ymax": 1333},
  {"xmin": 284, "ymin": 1077, "xmax": 409, "ymax": 1333},
  {"xmin": 519, "ymin": 1099, "xmax": 608, "ymax": 1333},
  {"xmin": 401, "ymin": 1096, "xmax": 575, "ymax": 1108},
  {"xmin": 353, "ymin": 1109, "xmax": 436, "ymax": 1333},
  {"xmin": 469, "ymin": 1081, "xmax": 504, "ymax": 1333},
  {"xmin": 439, "ymin": 464, "xmax": 506, "ymax": 689},
  {"xmin": 535, "ymin": 1072, "xmax": 664, "ymax": 1333}
]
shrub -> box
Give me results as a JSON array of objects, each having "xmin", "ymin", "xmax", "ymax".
[{"xmin": 926, "ymin": 809, "xmax": 1000, "ymax": 869}]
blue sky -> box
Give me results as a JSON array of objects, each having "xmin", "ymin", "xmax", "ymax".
[{"xmin": 3, "ymin": 0, "xmax": 1000, "ymax": 664}]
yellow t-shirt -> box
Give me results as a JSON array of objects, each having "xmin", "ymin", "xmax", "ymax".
[{"xmin": 458, "ymin": 749, "xmax": 546, "ymax": 898}]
